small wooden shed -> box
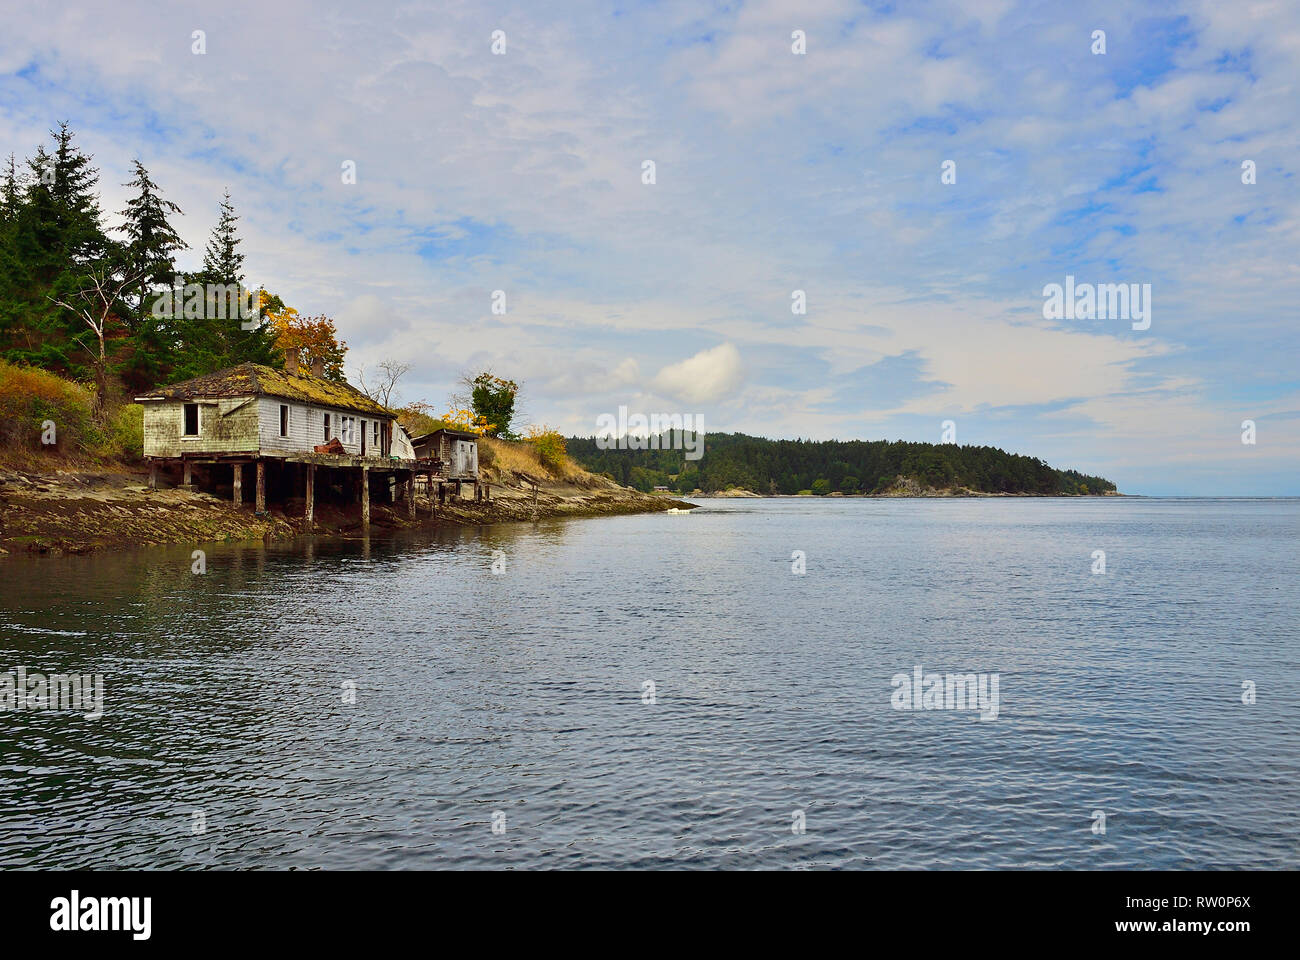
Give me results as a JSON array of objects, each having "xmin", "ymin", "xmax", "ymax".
[{"xmin": 410, "ymin": 428, "xmax": 479, "ymax": 480}]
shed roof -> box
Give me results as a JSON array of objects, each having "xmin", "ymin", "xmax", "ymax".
[
  {"xmin": 136, "ymin": 363, "xmax": 391, "ymax": 417},
  {"xmin": 411, "ymin": 428, "xmax": 481, "ymax": 444}
]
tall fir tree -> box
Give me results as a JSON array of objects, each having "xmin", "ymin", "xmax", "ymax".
[
  {"xmin": 117, "ymin": 160, "xmax": 187, "ymax": 389},
  {"xmin": 0, "ymin": 124, "xmax": 112, "ymax": 374},
  {"xmin": 201, "ymin": 189, "xmax": 243, "ymax": 283},
  {"xmin": 0, "ymin": 154, "xmax": 24, "ymax": 360},
  {"xmin": 119, "ymin": 159, "xmax": 186, "ymax": 320},
  {"xmin": 0, "ymin": 154, "xmax": 22, "ymax": 224},
  {"xmin": 172, "ymin": 190, "xmax": 277, "ymax": 379},
  {"xmin": 44, "ymin": 122, "xmax": 108, "ymax": 264}
]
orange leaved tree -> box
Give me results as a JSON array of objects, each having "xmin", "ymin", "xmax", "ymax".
[{"xmin": 261, "ymin": 291, "xmax": 347, "ymax": 380}]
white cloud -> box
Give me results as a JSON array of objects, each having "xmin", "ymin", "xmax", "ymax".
[
  {"xmin": 651, "ymin": 343, "xmax": 743, "ymax": 405},
  {"xmin": 0, "ymin": 0, "xmax": 1297, "ymax": 492}
]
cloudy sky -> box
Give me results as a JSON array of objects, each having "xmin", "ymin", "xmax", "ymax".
[{"xmin": 2, "ymin": 0, "xmax": 1296, "ymax": 494}]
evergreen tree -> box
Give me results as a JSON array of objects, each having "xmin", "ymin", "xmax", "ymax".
[
  {"xmin": 0, "ymin": 125, "xmax": 111, "ymax": 374},
  {"xmin": 116, "ymin": 160, "xmax": 187, "ymax": 389},
  {"xmin": 44, "ymin": 122, "xmax": 108, "ymax": 264},
  {"xmin": 201, "ymin": 189, "xmax": 243, "ymax": 282},
  {"xmin": 119, "ymin": 159, "xmax": 186, "ymax": 320},
  {"xmin": 0, "ymin": 154, "xmax": 22, "ymax": 224},
  {"xmin": 171, "ymin": 190, "xmax": 276, "ymax": 379}
]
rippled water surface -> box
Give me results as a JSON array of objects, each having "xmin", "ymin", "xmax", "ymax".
[{"xmin": 1, "ymin": 498, "xmax": 1297, "ymax": 869}]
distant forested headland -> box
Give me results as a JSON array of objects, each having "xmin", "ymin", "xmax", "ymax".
[{"xmin": 568, "ymin": 433, "xmax": 1117, "ymax": 496}]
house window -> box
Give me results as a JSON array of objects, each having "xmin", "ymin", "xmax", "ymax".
[
  {"xmin": 324, "ymin": 413, "xmax": 331, "ymax": 441},
  {"xmin": 183, "ymin": 403, "xmax": 199, "ymax": 436},
  {"xmin": 373, "ymin": 421, "xmax": 380, "ymax": 446},
  {"xmin": 279, "ymin": 404, "xmax": 289, "ymax": 437}
]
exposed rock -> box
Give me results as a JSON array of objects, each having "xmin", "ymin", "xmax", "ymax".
[{"xmin": 1, "ymin": 464, "xmax": 694, "ymax": 558}]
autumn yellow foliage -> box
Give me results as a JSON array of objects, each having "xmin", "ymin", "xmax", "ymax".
[
  {"xmin": 524, "ymin": 424, "xmax": 568, "ymax": 470},
  {"xmin": 440, "ymin": 407, "xmax": 494, "ymax": 435},
  {"xmin": 260, "ymin": 291, "xmax": 348, "ymax": 379}
]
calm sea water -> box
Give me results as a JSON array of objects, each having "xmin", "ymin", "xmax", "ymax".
[{"xmin": 0, "ymin": 497, "xmax": 1296, "ymax": 870}]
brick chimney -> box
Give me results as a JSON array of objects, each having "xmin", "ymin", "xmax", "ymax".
[
  {"xmin": 311, "ymin": 357, "xmax": 325, "ymax": 378},
  {"xmin": 285, "ymin": 352, "xmax": 299, "ymax": 375}
]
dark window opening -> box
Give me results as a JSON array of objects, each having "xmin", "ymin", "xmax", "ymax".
[
  {"xmin": 183, "ymin": 403, "xmax": 199, "ymax": 436},
  {"xmin": 324, "ymin": 413, "xmax": 331, "ymax": 441},
  {"xmin": 279, "ymin": 405, "xmax": 289, "ymax": 437}
]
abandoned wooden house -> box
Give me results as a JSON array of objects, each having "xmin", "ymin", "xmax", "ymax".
[{"xmin": 135, "ymin": 357, "xmax": 486, "ymax": 523}]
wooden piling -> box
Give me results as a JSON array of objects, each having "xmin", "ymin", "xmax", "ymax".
[
  {"xmin": 233, "ymin": 463, "xmax": 242, "ymax": 507},
  {"xmin": 361, "ymin": 466, "xmax": 370, "ymax": 526},
  {"xmin": 306, "ymin": 464, "xmax": 315, "ymax": 525},
  {"xmin": 407, "ymin": 473, "xmax": 415, "ymax": 518},
  {"xmin": 182, "ymin": 459, "xmax": 192, "ymax": 487},
  {"xmin": 255, "ymin": 460, "xmax": 266, "ymax": 513},
  {"xmin": 148, "ymin": 460, "xmax": 157, "ymax": 490}
]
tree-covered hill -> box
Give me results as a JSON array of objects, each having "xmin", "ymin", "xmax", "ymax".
[{"xmin": 567, "ymin": 432, "xmax": 1117, "ymax": 496}]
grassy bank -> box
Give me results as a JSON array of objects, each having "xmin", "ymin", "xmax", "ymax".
[{"xmin": 0, "ymin": 359, "xmax": 142, "ymax": 471}]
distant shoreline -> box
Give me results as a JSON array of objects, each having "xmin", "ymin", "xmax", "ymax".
[{"xmin": 677, "ymin": 486, "xmax": 1125, "ymax": 500}]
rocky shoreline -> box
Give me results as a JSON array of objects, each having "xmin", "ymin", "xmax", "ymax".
[{"xmin": 0, "ymin": 467, "xmax": 693, "ymax": 557}]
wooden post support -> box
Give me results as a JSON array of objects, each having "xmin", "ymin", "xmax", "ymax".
[
  {"xmin": 255, "ymin": 460, "xmax": 266, "ymax": 514},
  {"xmin": 438, "ymin": 482, "xmax": 446, "ymax": 505},
  {"xmin": 182, "ymin": 460, "xmax": 192, "ymax": 487},
  {"xmin": 306, "ymin": 464, "xmax": 315, "ymax": 525},
  {"xmin": 361, "ymin": 466, "xmax": 370, "ymax": 526},
  {"xmin": 233, "ymin": 463, "xmax": 242, "ymax": 507},
  {"xmin": 407, "ymin": 473, "xmax": 415, "ymax": 518},
  {"xmin": 148, "ymin": 460, "xmax": 157, "ymax": 490}
]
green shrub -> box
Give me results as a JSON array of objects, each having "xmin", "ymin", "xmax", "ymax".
[
  {"xmin": 525, "ymin": 425, "xmax": 568, "ymax": 471},
  {"xmin": 106, "ymin": 403, "xmax": 144, "ymax": 462}
]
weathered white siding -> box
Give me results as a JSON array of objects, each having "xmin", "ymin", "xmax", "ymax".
[
  {"xmin": 143, "ymin": 395, "xmax": 397, "ymax": 459},
  {"xmin": 255, "ymin": 397, "xmax": 394, "ymax": 457},
  {"xmin": 392, "ymin": 425, "xmax": 416, "ymax": 459},
  {"xmin": 142, "ymin": 398, "xmax": 259, "ymax": 458},
  {"xmin": 449, "ymin": 438, "xmax": 478, "ymax": 476}
]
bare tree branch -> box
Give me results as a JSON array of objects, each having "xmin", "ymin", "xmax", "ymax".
[
  {"xmin": 49, "ymin": 265, "xmax": 146, "ymax": 413},
  {"xmin": 356, "ymin": 358, "xmax": 411, "ymax": 408}
]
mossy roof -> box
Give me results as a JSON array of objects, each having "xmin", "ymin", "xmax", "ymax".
[{"xmin": 137, "ymin": 363, "xmax": 392, "ymax": 417}]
